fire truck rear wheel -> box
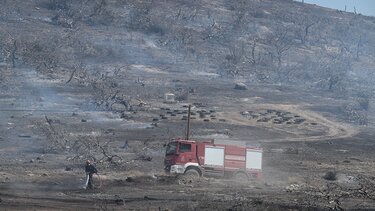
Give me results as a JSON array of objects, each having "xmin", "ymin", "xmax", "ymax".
[
  {"xmin": 234, "ymin": 172, "xmax": 248, "ymax": 181},
  {"xmin": 184, "ymin": 168, "xmax": 200, "ymax": 178}
]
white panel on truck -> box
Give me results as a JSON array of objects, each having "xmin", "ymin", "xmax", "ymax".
[
  {"xmin": 204, "ymin": 146, "xmax": 224, "ymax": 166},
  {"xmin": 246, "ymin": 150, "xmax": 262, "ymax": 170}
]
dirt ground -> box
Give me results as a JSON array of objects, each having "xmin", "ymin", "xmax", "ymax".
[{"xmin": 0, "ymin": 66, "xmax": 375, "ymax": 211}]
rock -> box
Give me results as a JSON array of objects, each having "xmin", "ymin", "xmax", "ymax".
[
  {"xmin": 81, "ymin": 119, "xmax": 87, "ymax": 122},
  {"xmin": 242, "ymin": 111, "xmax": 250, "ymax": 115},
  {"xmin": 65, "ymin": 167, "xmax": 72, "ymax": 171},
  {"xmin": 234, "ymin": 83, "xmax": 248, "ymax": 90},
  {"xmin": 115, "ymin": 198, "xmax": 125, "ymax": 205}
]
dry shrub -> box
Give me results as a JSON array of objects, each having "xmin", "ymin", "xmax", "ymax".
[{"xmin": 323, "ymin": 171, "xmax": 337, "ymax": 181}]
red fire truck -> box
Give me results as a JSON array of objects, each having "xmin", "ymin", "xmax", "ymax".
[{"xmin": 164, "ymin": 138, "xmax": 262, "ymax": 180}]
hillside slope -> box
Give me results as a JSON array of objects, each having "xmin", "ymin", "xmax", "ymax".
[{"xmin": 1, "ymin": 0, "xmax": 375, "ymax": 85}]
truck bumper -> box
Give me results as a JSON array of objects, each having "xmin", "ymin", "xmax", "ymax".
[{"xmin": 170, "ymin": 164, "xmax": 185, "ymax": 174}]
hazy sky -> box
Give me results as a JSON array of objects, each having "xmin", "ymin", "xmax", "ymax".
[{"xmin": 298, "ymin": 0, "xmax": 375, "ymax": 17}]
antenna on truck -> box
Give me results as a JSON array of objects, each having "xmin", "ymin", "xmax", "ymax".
[{"xmin": 186, "ymin": 105, "xmax": 191, "ymax": 140}]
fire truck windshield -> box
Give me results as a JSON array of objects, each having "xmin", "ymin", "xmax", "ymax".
[{"xmin": 166, "ymin": 142, "xmax": 177, "ymax": 155}]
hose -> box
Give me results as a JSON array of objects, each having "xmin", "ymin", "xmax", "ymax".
[
  {"xmin": 95, "ymin": 173, "xmax": 103, "ymax": 189},
  {"xmin": 82, "ymin": 173, "xmax": 103, "ymax": 189}
]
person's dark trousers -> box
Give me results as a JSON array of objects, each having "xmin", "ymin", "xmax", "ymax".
[{"xmin": 88, "ymin": 174, "xmax": 94, "ymax": 189}]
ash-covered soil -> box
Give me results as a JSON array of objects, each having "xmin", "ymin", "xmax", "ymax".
[
  {"xmin": 1, "ymin": 0, "xmax": 375, "ymax": 210},
  {"xmin": 0, "ymin": 66, "xmax": 374, "ymax": 211}
]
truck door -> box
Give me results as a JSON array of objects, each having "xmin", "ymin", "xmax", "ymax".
[{"xmin": 178, "ymin": 142, "xmax": 196, "ymax": 163}]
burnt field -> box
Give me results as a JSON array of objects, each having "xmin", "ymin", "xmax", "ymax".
[
  {"xmin": 0, "ymin": 66, "xmax": 374, "ymax": 210},
  {"xmin": 1, "ymin": 0, "xmax": 375, "ymax": 210}
]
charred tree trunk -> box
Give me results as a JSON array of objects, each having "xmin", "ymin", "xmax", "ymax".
[{"xmin": 11, "ymin": 40, "xmax": 17, "ymax": 68}]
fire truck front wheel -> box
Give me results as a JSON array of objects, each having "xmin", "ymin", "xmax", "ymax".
[{"xmin": 184, "ymin": 168, "xmax": 201, "ymax": 178}]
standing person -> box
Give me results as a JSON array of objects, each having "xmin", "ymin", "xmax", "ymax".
[{"xmin": 84, "ymin": 160, "xmax": 98, "ymax": 189}]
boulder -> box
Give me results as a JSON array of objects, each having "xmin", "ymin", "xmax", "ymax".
[{"xmin": 234, "ymin": 83, "xmax": 248, "ymax": 90}]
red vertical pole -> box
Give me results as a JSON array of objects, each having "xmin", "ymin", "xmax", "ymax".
[{"xmin": 186, "ymin": 105, "xmax": 191, "ymax": 140}]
